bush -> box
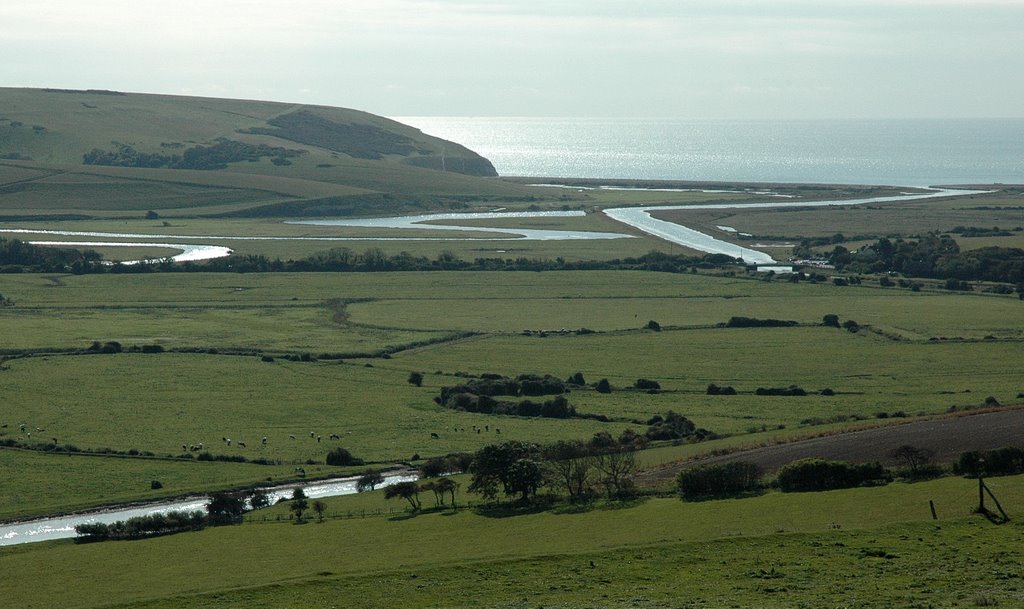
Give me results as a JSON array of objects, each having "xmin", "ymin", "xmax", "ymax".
[
  {"xmin": 408, "ymin": 371, "xmax": 424, "ymax": 387},
  {"xmin": 706, "ymin": 383, "xmax": 737, "ymax": 395},
  {"xmin": 634, "ymin": 378, "xmax": 661, "ymax": 390},
  {"xmin": 325, "ymin": 447, "xmax": 364, "ymax": 466},
  {"xmin": 140, "ymin": 344, "xmax": 164, "ymax": 354},
  {"xmin": 755, "ymin": 385, "xmax": 807, "ymax": 397},
  {"xmin": 645, "ymin": 319, "xmax": 661, "ymax": 331},
  {"xmin": 726, "ymin": 317, "xmax": 798, "ymax": 328},
  {"xmin": 822, "ymin": 314, "xmax": 840, "ymax": 328},
  {"xmin": 595, "ymin": 378, "xmax": 612, "ymax": 394},
  {"xmin": 677, "ymin": 461, "xmax": 762, "ymax": 500},
  {"xmin": 954, "ymin": 447, "xmax": 1024, "ymax": 477},
  {"xmin": 567, "ymin": 371, "xmax": 586, "ymax": 386},
  {"xmin": 776, "ymin": 458, "xmax": 889, "ymax": 492}
]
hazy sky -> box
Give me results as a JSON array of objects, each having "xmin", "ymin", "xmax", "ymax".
[{"xmin": 3, "ymin": 0, "xmax": 1022, "ymax": 118}]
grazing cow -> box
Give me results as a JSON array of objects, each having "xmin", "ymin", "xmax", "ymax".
[
  {"xmin": 52, "ymin": 437, "xmax": 58, "ymax": 445},
  {"xmin": 238, "ymin": 442, "xmax": 246, "ymax": 448},
  {"xmin": 289, "ymin": 434, "xmax": 296, "ymax": 440},
  {"xmin": 329, "ymin": 433, "xmax": 340, "ymax": 440},
  {"xmin": 182, "ymin": 444, "xmax": 187, "ymax": 452},
  {"xmin": 226, "ymin": 439, "xmax": 231, "ymax": 446},
  {"xmin": 309, "ymin": 432, "xmax": 315, "ymax": 438},
  {"xmin": 317, "ymin": 435, "xmax": 321, "ymax": 443},
  {"xmin": 295, "ymin": 467, "xmax": 305, "ymax": 475},
  {"xmin": 262, "ymin": 436, "xmax": 268, "ymax": 445},
  {"xmin": 430, "ymin": 432, "xmax": 439, "ymax": 439},
  {"xmin": 496, "ymin": 428, "xmax": 501, "ymax": 434}
]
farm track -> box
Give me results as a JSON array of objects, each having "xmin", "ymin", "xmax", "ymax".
[{"xmin": 640, "ymin": 406, "xmax": 1024, "ymax": 483}]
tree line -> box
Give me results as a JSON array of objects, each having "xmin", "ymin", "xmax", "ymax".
[{"xmin": 826, "ymin": 235, "xmax": 1024, "ymax": 285}]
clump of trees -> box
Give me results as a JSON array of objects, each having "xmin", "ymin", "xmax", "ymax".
[
  {"xmin": 645, "ymin": 411, "xmax": 711, "ymax": 442},
  {"xmin": 75, "ymin": 511, "xmax": 207, "ymax": 543},
  {"xmin": 75, "ymin": 487, "xmax": 279, "ymax": 542},
  {"xmin": 828, "ymin": 235, "xmax": 1024, "ymax": 284},
  {"xmin": 0, "ymin": 237, "xmax": 102, "ymax": 273},
  {"xmin": 466, "ymin": 439, "xmax": 640, "ymax": 507},
  {"xmin": 437, "ymin": 374, "xmax": 588, "ymax": 420}
]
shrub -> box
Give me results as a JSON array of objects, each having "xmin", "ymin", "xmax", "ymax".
[
  {"xmin": 634, "ymin": 378, "xmax": 661, "ymax": 390},
  {"xmin": 595, "ymin": 378, "xmax": 612, "ymax": 394},
  {"xmin": 140, "ymin": 344, "xmax": 164, "ymax": 354},
  {"xmin": 822, "ymin": 314, "xmax": 840, "ymax": 328},
  {"xmin": 776, "ymin": 458, "xmax": 889, "ymax": 492},
  {"xmin": 645, "ymin": 320, "xmax": 661, "ymax": 331},
  {"xmin": 707, "ymin": 383, "xmax": 737, "ymax": 395},
  {"xmin": 726, "ymin": 317, "xmax": 798, "ymax": 328},
  {"xmin": 408, "ymin": 371, "xmax": 424, "ymax": 387},
  {"xmin": 677, "ymin": 461, "xmax": 761, "ymax": 500},
  {"xmin": 842, "ymin": 320, "xmax": 860, "ymax": 333},
  {"xmin": 567, "ymin": 372, "xmax": 586, "ymax": 386},
  {"xmin": 954, "ymin": 447, "xmax": 1024, "ymax": 477},
  {"xmin": 150, "ymin": 480, "xmax": 163, "ymax": 490},
  {"xmin": 325, "ymin": 447, "xmax": 364, "ymax": 466},
  {"xmin": 755, "ymin": 385, "xmax": 807, "ymax": 397}
]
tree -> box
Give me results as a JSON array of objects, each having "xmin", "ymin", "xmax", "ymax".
[
  {"xmin": 249, "ymin": 489, "xmax": 271, "ymax": 510},
  {"xmin": 890, "ymin": 444, "xmax": 934, "ymax": 477},
  {"xmin": 595, "ymin": 378, "xmax": 612, "ymax": 394},
  {"xmin": 468, "ymin": 441, "xmax": 542, "ymax": 503},
  {"xmin": 311, "ymin": 500, "xmax": 327, "ymax": 522},
  {"xmin": 543, "ymin": 441, "xmax": 594, "ymax": 502},
  {"xmin": 206, "ymin": 492, "xmax": 246, "ymax": 525},
  {"xmin": 356, "ymin": 470, "xmax": 385, "ymax": 492},
  {"xmin": 504, "ymin": 459, "xmax": 545, "ymax": 502},
  {"xmin": 408, "ymin": 371, "xmax": 424, "ymax": 387},
  {"xmin": 384, "ymin": 481, "xmax": 422, "ymax": 511},
  {"xmin": 645, "ymin": 319, "xmax": 661, "ymax": 331},
  {"xmin": 593, "ymin": 447, "xmax": 637, "ymax": 500},
  {"xmin": 290, "ymin": 497, "xmax": 309, "ymax": 522},
  {"xmin": 434, "ymin": 477, "xmax": 459, "ymax": 507}
]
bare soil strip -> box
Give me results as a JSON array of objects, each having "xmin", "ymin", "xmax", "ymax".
[{"xmin": 642, "ymin": 406, "xmax": 1024, "ymax": 483}]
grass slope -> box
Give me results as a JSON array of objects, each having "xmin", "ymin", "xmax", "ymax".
[
  {"xmin": 0, "ymin": 88, "xmax": 547, "ymax": 218},
  {"xmin": 1, "ymin": 474, "xmax": 1021, "ymax": 608}
]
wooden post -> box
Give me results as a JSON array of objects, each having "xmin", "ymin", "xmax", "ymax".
[
  {"xmin": 929, "ymin": 500, "xmax": 938, "ymax": 520},
  {"xmin": 982, "ymin": 480, "xmax": 1010, "ymax": 522},
  {"xmin": 979, "ymin": 477, "xmax": 986, "ymax": 513}
]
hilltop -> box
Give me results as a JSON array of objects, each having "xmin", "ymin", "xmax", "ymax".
[{"xmin": 0, "ymin": 88, "xmax": 539, "ymax": 218}]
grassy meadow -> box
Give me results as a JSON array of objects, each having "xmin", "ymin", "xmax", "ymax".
[
  {"xmin": 2, "ymin": 88, "xmax": 1023, "ymax": 607},
  {"xmin": 1, "ymin": 473, "xmax": 1021, "ymax": 608}
]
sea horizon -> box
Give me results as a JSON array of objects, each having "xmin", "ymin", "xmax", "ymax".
[{"xmin": 395, "ymin": 116, "xmax": 1024, "ymax": 187}]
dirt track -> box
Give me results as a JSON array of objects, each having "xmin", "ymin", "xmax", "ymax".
[{"xmin": 641, "ymin": 407, "xmax": 1024, "ymax": 483}]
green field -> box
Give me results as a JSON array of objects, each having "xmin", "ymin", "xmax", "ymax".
[
  {"xmin": 1, "ymin": 473, "xmax": 1021, "ymax": 608},
  {"xmin": 3, "ymin": 89, "xmax": 1024, "ymax": 608}
]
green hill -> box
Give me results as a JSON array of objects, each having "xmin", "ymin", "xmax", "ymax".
[{"xmin": 0, "ymin": 88, "xmax": 536, "ymax": 218}]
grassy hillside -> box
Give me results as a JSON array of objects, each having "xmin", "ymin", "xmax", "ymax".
[{"xmin": 0, "ymin": 88, "xmax": 547, "ymax": 218}]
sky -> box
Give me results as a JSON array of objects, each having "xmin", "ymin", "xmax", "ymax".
[{"xmin": 2, "ymin": 0, "xmax": 1022, "ymax": 118}]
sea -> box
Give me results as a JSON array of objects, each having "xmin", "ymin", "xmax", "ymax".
[{"xmin": 394, "ymin": 117, "xmax": 1024, "ymax": 187}]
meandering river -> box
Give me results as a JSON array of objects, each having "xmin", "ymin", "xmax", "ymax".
[
  {"xmin": 0, "ymin": 472, "xmax": 418, "ymax": 547},
  {"xmin": 0, "ymin": 188, "xmax": 985, "ymax": 265}
]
